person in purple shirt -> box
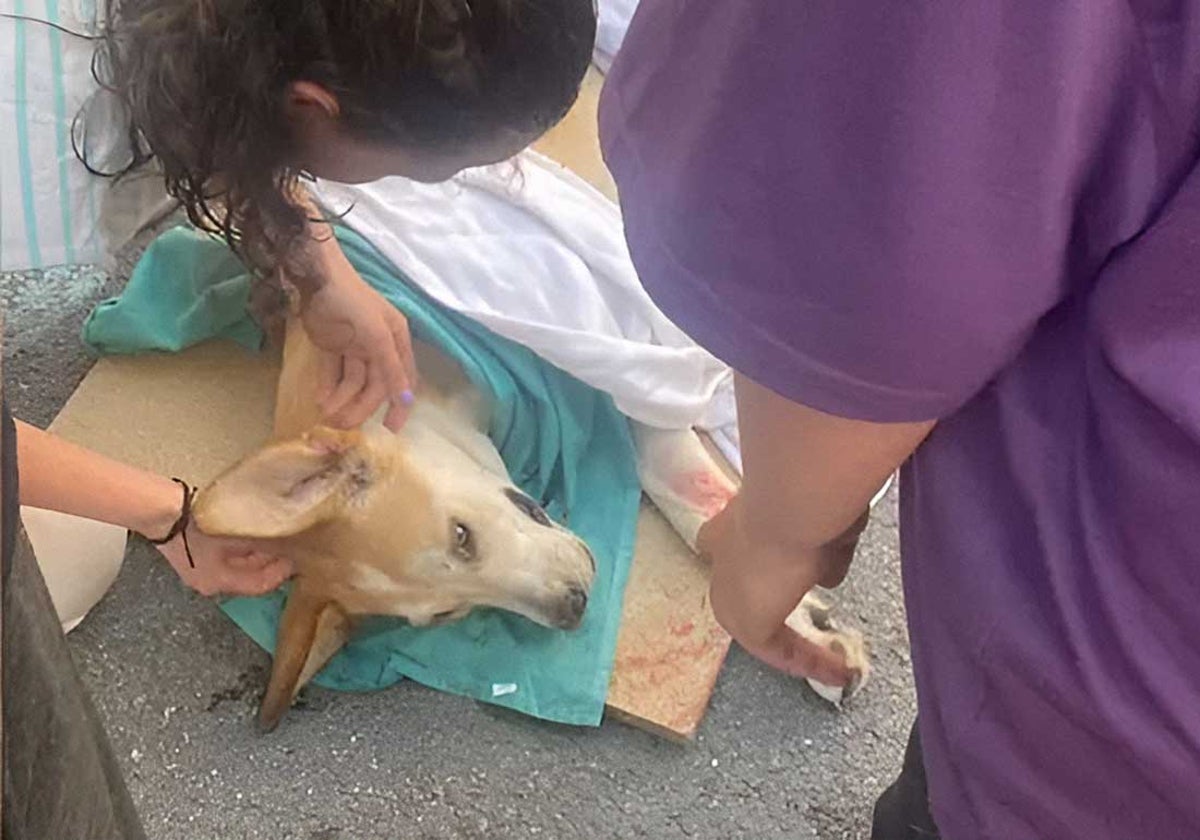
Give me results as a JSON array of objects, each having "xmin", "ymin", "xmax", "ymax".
[{"xmin": 601, "ymin": 2, "xmax": 1200, "ymax": 838}]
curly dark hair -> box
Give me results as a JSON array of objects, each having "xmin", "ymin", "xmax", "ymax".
[{"xmin": 86, "ymin": 0, "xmax": 596, "ymax": 284}]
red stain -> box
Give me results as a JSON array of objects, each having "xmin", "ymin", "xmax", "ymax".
[
  {"xmin": 669, "ymin": 470, "xmax": 735, "ymax": 519},
  {"xmin": 615, "ymin": 625, "xmax": 731, "ymax": 687},
  {"xmin": 670, "ymin": 620, "xmax": 695, "ymax": 637}
]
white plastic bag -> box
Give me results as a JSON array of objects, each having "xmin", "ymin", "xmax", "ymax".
[{"xmin": 0, "ymin": 0, "xmax": 170, "ymax": 271}]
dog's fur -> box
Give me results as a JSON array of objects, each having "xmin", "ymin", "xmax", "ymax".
[{"xmin": 193, "ymin": 319, "xmax": 868, "ymax": 731}]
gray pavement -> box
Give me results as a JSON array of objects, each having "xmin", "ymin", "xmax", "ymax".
[{"xmin": 2, "ymin": 265, "xmax": 915, "ymax": 839}]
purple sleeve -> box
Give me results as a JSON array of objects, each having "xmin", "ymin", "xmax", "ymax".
[{"xmin": 600, "ymin": 1, "xmax": 1152, "ymax": 421}]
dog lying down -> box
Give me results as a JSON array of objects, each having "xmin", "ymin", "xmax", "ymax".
[{"xmin": 192, "ymin": 318, "xmax": 870, "ymax": 731}]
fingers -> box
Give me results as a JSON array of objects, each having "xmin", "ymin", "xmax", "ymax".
[
  {"xmin": 237, "ymin": 558, "xmax": 293, "ymax": 596},
  {"xmin": 383, "ymin": 395, "xmax": 413, "ymax": 432},
  {"xmin": 319, "ymin": 356, "xmax": 368, "ymax": 423},
  {"xmin": 224, "ymin": 551, "xmax": 286, "ymax": 572},
  {"xmin": 383, "ymin": 313, "xmax": 418, "ymax": 432},
  {"xmin": 317, "ymin": 313, "xmax": 417, "ymax": 431},
  {"xmin": 707, "ymin": 534, "xmax": 855, "ymax": 687},
  {"xmin": 328, "ymin": 366, "xmax": 390, "ymax": 429},
  {"xmin": 159, "ymin": 534, "xmax": 293, "ymax": 598},
  {"xmin": 380, "ymin": 310, "xmax": 413, "ymax": 399},
  {"xmin": 315, "ymin": 346, "xmax": 343, "ymax": 407},
  {"xmin": 759, "ymin": 626, "xmax": 854, "ymax": 687},
  {"xmin": 391, "ymin": 311, "xmax": 419, "ymax": 395},
  {"xmin": 216, "ymin": 556, "xmax": 293, "ymax": 597},
  {"xmin": 727, "ymin": 615, "xmax": 854, "ymax": 687}
]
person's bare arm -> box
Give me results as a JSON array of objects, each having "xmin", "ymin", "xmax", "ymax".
[
  {"xmin": 16, "ymin": 419, "xmax": 184, "ymax": 538},
  {"xmin": 284, "ymin": 185, "xmax": 419, "ymax": 431},
  {"xmin": 699, "ymin": 373, "xmax": 934, "ymax": 685},
  {"xmin": 15, "ymin": 420, "xmax": 290, "ymax": 596}
]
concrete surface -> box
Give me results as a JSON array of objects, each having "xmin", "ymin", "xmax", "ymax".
[{"xmin": 1, "ymin": 265, "xmax": 916, "ymax": 839}]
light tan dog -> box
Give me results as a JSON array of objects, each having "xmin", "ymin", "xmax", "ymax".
[
  {"xmin": 193, "ymin": 320, "xmax": 597, "ymax": 730},
  {"xmin": 193, "ymin": 316, "xmax": 869, "ymax": 731}
]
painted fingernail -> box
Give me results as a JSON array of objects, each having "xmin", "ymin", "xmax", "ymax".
[{"xmin": 398, "ymin": 389, "xmax": 415, "ymax": 406}]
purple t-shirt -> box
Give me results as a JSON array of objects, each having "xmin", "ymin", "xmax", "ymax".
[{"xmin": 600, "ymin": 3, "xmax": 1200, "ymax": 837}]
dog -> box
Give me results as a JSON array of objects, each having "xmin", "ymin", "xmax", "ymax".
[{"xmin": 193, "ymin": 317, "xmax": 869, "ymax": 731}]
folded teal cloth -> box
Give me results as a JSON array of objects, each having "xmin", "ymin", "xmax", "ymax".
[{"xmin": 83, "ymin": 226, "xmax": 640, "ymax": 726}]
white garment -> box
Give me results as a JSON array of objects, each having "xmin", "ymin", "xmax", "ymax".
[
  {"xmin": 312, "ymin": 152, "xmax": 738, "ymax": 440},
  {"xmin": 594, "ymin": 0, "xmax": 641, "ymax": 73},
  {"xmin": 314, "ymin": 154, "xmax": 898, "ymax": 502}
]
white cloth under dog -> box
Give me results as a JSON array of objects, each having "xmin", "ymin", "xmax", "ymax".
[{"xmin": 311, "ymin": 153, "xmax": 742, "ymax": 464}]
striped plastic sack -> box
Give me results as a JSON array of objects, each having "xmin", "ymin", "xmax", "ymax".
[{"xmin": 1, "ymin": 0, "xmax": 170, "ymax": 272}]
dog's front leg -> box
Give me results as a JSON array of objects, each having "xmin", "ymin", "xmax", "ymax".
[
  {"xmin": 630, "ymin": 423, "xmax": 870, "ymax": 704},
  {"xmin": 631, "ymin": 424, "xmax": 738, "ymax": 552}
]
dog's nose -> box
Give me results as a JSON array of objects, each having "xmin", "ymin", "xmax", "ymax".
[
  {"xmin": 555, "ymin": 585, "xmax": 589, "ymax": 630},
  {"xmin": 567, "ymin": 585, "xmax": 588, "ymax": 614}
]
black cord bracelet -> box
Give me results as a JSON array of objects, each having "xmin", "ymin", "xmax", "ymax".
[{"xmin": 143, "ymin": 478, "xmax": 196, "ymax": 568}]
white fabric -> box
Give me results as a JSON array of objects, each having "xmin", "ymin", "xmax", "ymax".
[
  {"xmin": 593, "ymin": 0, "xmax": 641, "ymax": 73},
  {"xmin": 312, "ymin": 152, "xmax": 738, "ymax": 440},
  {"xmin": 21, "ymin": 506, "xmax": 127, "ymax": 633},
  {"xmin": 312, "ymin": 153, "xmax": 902, "ymax": 502}
]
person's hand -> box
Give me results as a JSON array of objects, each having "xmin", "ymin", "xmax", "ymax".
[
  {"xmin": 297, "ymin": 249, "xmax": 418, "ymax": 432},
  {"xmin": 156, "ymin": 527, "xmax": 292, "ymax": 598},
  {"xmin": 698, "ymin": 499, "xmax": 857, "ymax": 688}
]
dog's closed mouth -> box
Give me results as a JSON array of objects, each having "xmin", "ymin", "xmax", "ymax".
[{"xmin": 429, "ymin": 608, "xmax": 468, "ymax": 626}]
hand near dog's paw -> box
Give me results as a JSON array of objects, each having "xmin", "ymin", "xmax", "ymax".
[
  {"xmin": 156, "ymin": 528, "xmax": 293, "ymax": 598},
  {"xmin": 709, "ymin": 559, "xmax": 855, "ymax": 690},
  {"xmin": 699, "ymin": 502, "xmax": 857, "ymax": 690},
  {"xmin": 297, "ymin": 253, "xmax": 419, "ymax": 432}
]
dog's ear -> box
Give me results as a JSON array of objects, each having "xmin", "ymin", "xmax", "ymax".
[
  {"xmin": 258, "ymin": 581, "xmax": 351, "ymax": 733},
  {"xmin": 192, "ymin": 427, "xmax": 367, "ymax": 539}
]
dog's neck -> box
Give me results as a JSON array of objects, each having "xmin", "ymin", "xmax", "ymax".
[{"xmin": 367, "ymin": 399, "xmax": 508, "ymax": 480}]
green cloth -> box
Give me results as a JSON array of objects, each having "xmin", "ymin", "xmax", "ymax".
[
  {"xmin": 84, "ymin": 234, "xmax": 264, "ymax": 354},
  {"xmin": 83, "ymin": 226, "xmax": 641, "ymax": 726}
]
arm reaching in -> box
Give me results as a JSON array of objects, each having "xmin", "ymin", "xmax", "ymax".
[
  {"xmin": 287, "ymin": 188, "xmax": 419, "ymax": 432},
  {"xmin": 698, "ymin": 374, "xmax": 934, "ymax": 686},
  {"xmin": 16, "ymin": 420, "xmax": 292, "ymax": 597}
]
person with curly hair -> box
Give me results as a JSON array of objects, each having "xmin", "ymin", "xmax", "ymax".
[
  {"xmin": 2, "ymin": 2, "xmax": 596, "ymax": 837},
  {"xmin": 91, "ymin": 0, "xmax": 595, "ymax": 431}
]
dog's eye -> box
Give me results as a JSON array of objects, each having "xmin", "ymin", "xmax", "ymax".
[{"xmin": 452, "ymin": 521, "xmax": 474, "ymax": 558}]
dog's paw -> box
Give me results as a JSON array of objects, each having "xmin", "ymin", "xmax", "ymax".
[{"xmin": 785, "ymin": 592, "xmax": 870, "ymax": 706}]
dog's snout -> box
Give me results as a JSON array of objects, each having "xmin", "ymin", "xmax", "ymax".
[{"xmin": 504, "ymin": 488, "xmax": 553, "ymax": 527}]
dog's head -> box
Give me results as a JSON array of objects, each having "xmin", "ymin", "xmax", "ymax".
[{"xmin": 192, "ymin": 415, "xmax": 595, "ymax": 730}]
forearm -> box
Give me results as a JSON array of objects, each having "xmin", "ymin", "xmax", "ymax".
[
  {"xmin": 284, "ymin": 182, "xmax": 349, "ymax": 297},
  {"xmin": 15, "ymin": 420, "xmax": 182, "ymax": 539},
  {"xmin": 732, "ymin": 373, "xmax": 934, "ymax": 556},
  {"xmin": 709, "ymin": 497, "xmax": 866, "ymax": 598}
]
